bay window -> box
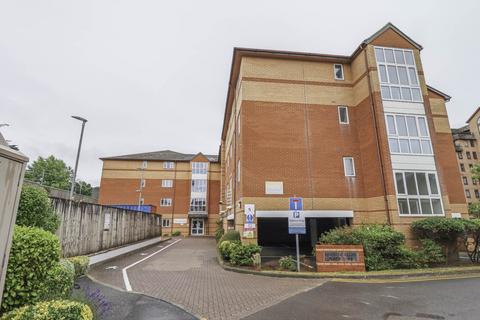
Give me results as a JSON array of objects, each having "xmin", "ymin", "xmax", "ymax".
[
  {"xmin": 395, "ymin": 171, "xmax": 443, "ymax": 215},
  {"xmin": 375, "ymin": 47, "xmax": 422, "ymax": 102},
  {"xmin": 385, "ymin": 114, "xmax": 432, "ymax": 155}
]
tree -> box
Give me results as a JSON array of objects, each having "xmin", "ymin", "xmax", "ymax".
[
  {"xmin": 16, "ymin": 185, "xmax": 60, "ymax": 233},
  {"xmin": 25, "ymin": 155, "xmax": 72, "ymax": 190},
  {"xmin": 75, "ymin": 180, "xmax": 93, "ymax": 196}
]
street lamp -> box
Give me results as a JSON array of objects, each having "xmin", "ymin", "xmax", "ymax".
[{"xmin": 69, "ymin": 116, "xmax": 87, "ymax": 200}]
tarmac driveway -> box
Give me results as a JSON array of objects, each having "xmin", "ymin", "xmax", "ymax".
[{"xmin": 89, "ymin": 237, "xmax": 325, "ymax": 320}]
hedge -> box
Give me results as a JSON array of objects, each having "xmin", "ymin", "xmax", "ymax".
[
  {"xmin": 171, "ymin": 230, "xmax": 181, "ymax": 236},
  {"xmin": 319, "ymin": 225, "xmax": 444, "ymax": 271},
  {"xmin": 67, "ymin": 256, "xmax": 89, "ymax": 279},
  {"xmin": 42, "ymin": 260, "xmax": 75, "ymax": 301},
  {"xmin": 219, "ymin": 240, "xmax": 261, "ymax": 266},
  {"xmin": 218, "ymin": 230, "xmax": 240, "ymax": 244},
  {"xmin": 1, "ymin": 226, "xmax": 62, "ymax": 313},
  {"xmin": 16, "ymin": 185, "xmax": 60, "ymax": 233},
  {"xmin": 0, "ymin": 300, "xmax": 93, "ymax": 320},
  {"xmin": 214, "ymin": 219, "xmax": 225, "ymax": 243}
]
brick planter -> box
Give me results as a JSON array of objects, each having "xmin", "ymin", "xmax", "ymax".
[{"xmin": 316, "ymin": 244, "xmax": 366, "ymax": 272}]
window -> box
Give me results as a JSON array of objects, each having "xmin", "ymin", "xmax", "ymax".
[
  {"xmin": 467, "ymin": 152, "xmax": 472, "ymax": 159},
  {"xmin": 237, "ymin": 160, "xmax": 241, "ymax": 182},
  {"xmin": 338, "ymin": 106, "xmax": 349, "ymax": 124},
  {"xmin": 140, "ymin": 179, "xmax": 146, "ymax": 188},
  {"xmin": 375, "ymin": 47, "xmax": 422, "ymax": 102},
  {"xmin": 343, "ymin": 157, "xmax": 355, "ymax": 177},
  {"xmin": 466, "ymin": 190, "xmax": 471, "ymax": 198},
  {"xmin": 458, "ymin": 152, "xmax": 463, "ymax": 159},
  {"xmin": 226, "ymin": 177, "xmax": 233, "ymax": 206},
  {"xmin": 191, "ymin": 179, "xmax": 207, "ymax": 192},
  {"xmin": 395, "ymin": 171, "xmax": 443, "ymax": 215},
  {"xmin": 461, "ymin": 164, "xmax": 465, "ymax": 172},
  {"xmin": 333, "ymin": 64, "xmax": 344, "ymax": 80},
  {"xmin": 142, "ymin": 161, "xmax": 148, "ymax": 169},
  {"xmin": 190, "ymin": 198, "xmax": 206, "ymax": 212},
  {"xmin": 474, "ymin": 152, "xmax": 478, "ymax": 160},
  {"xmin": 470, "ymin": 140, "xmax": 476, "ymax": 147},
  {"xmin": 163, "ymin": 162, "xmax": 175, "ymax": 169},
  {"xmin": 139, "ymin": 198, "xmax": 144, "ymax": 205},
  {"xmin": 385, "ymin": 114, "xmax": 432, "ymax": 155},
  {"xmin": 162, "ymin": 179, "xmax": 173, "ymax": 188},
  {"xmin": 475, "ymin": 190, "xmax": 480, "ymax": 199},
  {"xmin": 237, "ymin": 116, "xmax": 241, "ymax": 135},
  {"xmin": 160, "ymin": 198, "xmax": 172, "ymax": 206},
  {"xmin": 162, "ymin": 219, "xmax": 170, "ymax": 228},
  {"xmin": 470, "ymin": 164, "xmax": 473, "ymax": 170},
  {"xmin": 463, "ymin": 176, "xmax": 468, "ymax": 185},
  {"xmin": 473, "ymin": 178, "xmax": 478, "ymax": 185},
  {"xmin": 265, "ymin": 181, "xmax": 283, "ymax": 195},
  {"xmin": 192, "ymin": 162, "xmax": 208, "ymax": 174}
]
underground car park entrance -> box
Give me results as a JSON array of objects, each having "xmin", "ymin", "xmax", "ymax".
[{"xmin": 256, "ymin": 210, "xmax": 353, "ymax": 256}]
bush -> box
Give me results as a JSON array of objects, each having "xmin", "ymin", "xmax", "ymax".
[
  {"xmin": 229, "ymin": 244, "xmax": 261, "ymax": 266},
  {"xmin": 42, "ymin": 259, "xmax": 75, "ymax": 301},
  {"xmin": 0, "ymin": 300, "xmax": 93, "ymax": 320},
  {"xmin": 171, "ymin": 230, "xmax": 181, "ymax": 237},
  {"xmin": 412, "ymin": 217, "xmax": 466, "ymax": 262},
  {"xmin": 320, "ymin": 225, "xmax": 407, "ymax": 271},
  {"xmin": 162, "ymin": 233, "xmax": 170, "ymax": 237},
  {"xmin": 67, "ymin": 256, "xmax": 89, "ymax": 279},
  {"xmin": 16, "ymin": 185, "xmax": 60, "ymax": 233},
  {"xmin": 218, "ymin": 241, "xmax": 240, "ymax": 261},
  {"xmin": 218, "ymin": 230, "xmax": 240, "ymax": 244},
  {"xmin": 1, "ymin": 226, "xmax": 61, "ymax": 313},
  {"xmin": 214, "ymin": 219, "xmax": 225, "ymax": 243},
  {"xmin": 279, "ymin": 256, "xmax": 297, "ymax": 271},
  {"xmin": 462, "ymin": 219, "xmax": 480, "ymax": 263},
  {"xmin": 417, "ymin": 239, "xmax": 445, "ymax": 266}
]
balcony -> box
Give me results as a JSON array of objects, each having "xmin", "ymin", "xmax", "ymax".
[{"xmin": 188, "ymin": 211, "xmax": 208, "ymax": 218}]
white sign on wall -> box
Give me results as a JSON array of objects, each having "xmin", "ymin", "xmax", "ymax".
[{"xmin": 174, "ymin": 218, "xmax": 188, "ymax": 225}]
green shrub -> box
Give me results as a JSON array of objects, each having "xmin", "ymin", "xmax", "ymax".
[
  {"xmin": 417, "ymin": 239, "xmax": 445, "ymax": 266},
  {"xmin": 319, "ymin": 225, "xmax": 406, "ymax": 271},
  {"xmin": 214, "ymin": 219, "xmax": 225, "ymax": 243},
  {"xmin": 42, "ymin": 259, "xmax": 75, "ymax": 301},
  {"xmin": 218, "ymin": 230, "xmax": 240, "ymax": 244},
  {"xmin": 1, "ymin": 226, "xmax": 61, "ymax": 313},
  {"xmin": 162, "ymin": 233, "xmax": 170, "ymax": 237},
  {"xmin": 229, "ymin": 244, "xmax": 261, "ymax": 266},
  {"xmin": 279, "ymin": 256, "xmax": 297, "ymax": 271},
  {"xmin": 171, "ymin": 230, "xmax": 181, "ymax": 237},
  {"xmin": 16, "ymin": 185, "xmax": 60, "ymax": 233},
  {"xmin": 67, "ymin": 256, "xmax": 89, "ymax": 279},
  {"xmin": 218, "ymin": 240, "xmax": 240, "ymax": 261},
  {"xmin": 412, "ymin": 217, "xmax": 466, "ymax": 262},
  {"xmin": 0, "ymin": 300, "xmax": 93, "ymax": 320}
]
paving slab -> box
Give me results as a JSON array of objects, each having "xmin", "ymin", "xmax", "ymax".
[{"xmin": 89, "ymin": 237, "xmax": 325, "ymax": 320}]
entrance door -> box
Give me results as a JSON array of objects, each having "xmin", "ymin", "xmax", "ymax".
[{"xmin": 191, "ymin": 218, "xmax": 204, "ymax": 236}]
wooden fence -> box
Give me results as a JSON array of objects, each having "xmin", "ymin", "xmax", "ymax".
[{"xmin": 51, "ymin": 197, "xmax": 162, "ymax": 257}]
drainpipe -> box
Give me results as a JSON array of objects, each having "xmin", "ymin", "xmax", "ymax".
[
  {"xmin": 170, "ymin": 163, "xmax": 177, "ymax": 235},
  {"xmin": 363, "ymin": 46, "xmax": 392, "ymax": 225}
]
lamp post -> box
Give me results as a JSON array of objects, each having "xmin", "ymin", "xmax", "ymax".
[{"xmin": 69, "ymin": 116, "xmax": 87, "ymax": 200}]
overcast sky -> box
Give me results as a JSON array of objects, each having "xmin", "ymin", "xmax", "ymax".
[{"xmin": 1, "ymin": 0, "xmax": 479, "ymax": 186}]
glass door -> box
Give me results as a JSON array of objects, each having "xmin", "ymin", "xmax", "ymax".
[{"xmin": 191, "ymin": 218, "xmax": 204, "ymax": 236}]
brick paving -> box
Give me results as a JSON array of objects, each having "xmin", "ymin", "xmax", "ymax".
[{"xmin": 89, "ymin": 237, "xmax": 325, "ymax": 320}]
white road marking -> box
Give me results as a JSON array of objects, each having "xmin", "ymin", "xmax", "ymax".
[
  {"xmin": 360, "ymin": 301, "xmax": 371, "ymax": 305},
  {"xmin": 381, "ymin": 294, "xmax": 400, "ymax": 300},
  {"xmin": 105, "ymin": 266, "xmax": 118, "ymax": 270},
  {"xmin": 122, "ymin": 239, "xmax": 182, "ymax": 291},
  {"xmin": 140, "ymin": 253, "xmax": 148, "ymax": 256}
]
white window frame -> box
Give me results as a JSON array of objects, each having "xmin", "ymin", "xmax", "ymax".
[
  {"xmin": 394, "ymin": 170, "xmax": 444, "ymax": 216},
  {"xmin": 191, "ymin": 162, "xmax": 208, "ymax": 174},
  {"xmin": 139, "ymin": 198, "xmax": 144, "ymax": 205},
  {"xmin": 237, "ymin": 115, "xmax": 241, "ymax": 135},
  {"xmin": 385, "ymin": 114, "xmax": 433, "ymax": 156},
  {"xmin": 142, "ymin": 161, "xmax": 148, "ymax": 169},
  {"xmin": 374, "ymin": 46, "xmax": 422, "ymax": 103},
  {"xmin": 338, "ymin": 106, "xmax": 349, "ymax": 124},
  {"xmin": 190, "ymin": 198, "xmax": 207, "ymax": 212},
  {"xmin": 237, "ymin": 160, "xmax": 241, "ymax": 182},
  {"xmin": 141, "ymin": 179, "xmax": 146, "ymax": 188},
  {"xmin": 162, "ymin": 179, "xmax": 173, "ymax": 188},
  {"xmin": 191, "ymin": 179, "xmax": 207, "ymax": 192},
  {"xmin": 160, "ymin": 198, "xmax": 172, "ymax": 206},
  {"xmin": 163, "ymin": 162, "xmax": 175, "ymax": 169},
  {"xmin": 333, "ymin": 64, "xmax": 344, "ymax": 80},
  {"xmin": 162, "ymin": 218, "xmax": 170, "ymax": 228},
  {"xmin": 343, "ymin": 157, "xmax": 355, "ymax": 177}
]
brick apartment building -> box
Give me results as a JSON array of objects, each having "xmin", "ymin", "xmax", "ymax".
[
  {"xmin": 98, "ymin": 150, "xmax": 220, "ymax": 236},
  {"xmin": 452, "ymin": 107, "xmax": 480, "ymax": 205},
  {"xmin": 219, "ymin": 23, "xmax": 468, "ymax": 250}
]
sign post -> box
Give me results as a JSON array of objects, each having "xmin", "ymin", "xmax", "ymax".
[{"xmin": 288, "ymin": 197, "xmax": 305, "ymax": 272}]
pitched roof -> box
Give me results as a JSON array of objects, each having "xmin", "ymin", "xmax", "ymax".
[
  {"xmin": 361, "ymin": 22, "xmax": 423, "ymax": 50},
  {"xmin": 100, "ymin": 150, "xmax": 219, "ymax": 162},
  {"xmin": 427, "ymin": 85, "xmax": 451, "ymax": 102},
  {"xmin": 466, "ymin": 107, "xmax": 480, "ymax": 123}
]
